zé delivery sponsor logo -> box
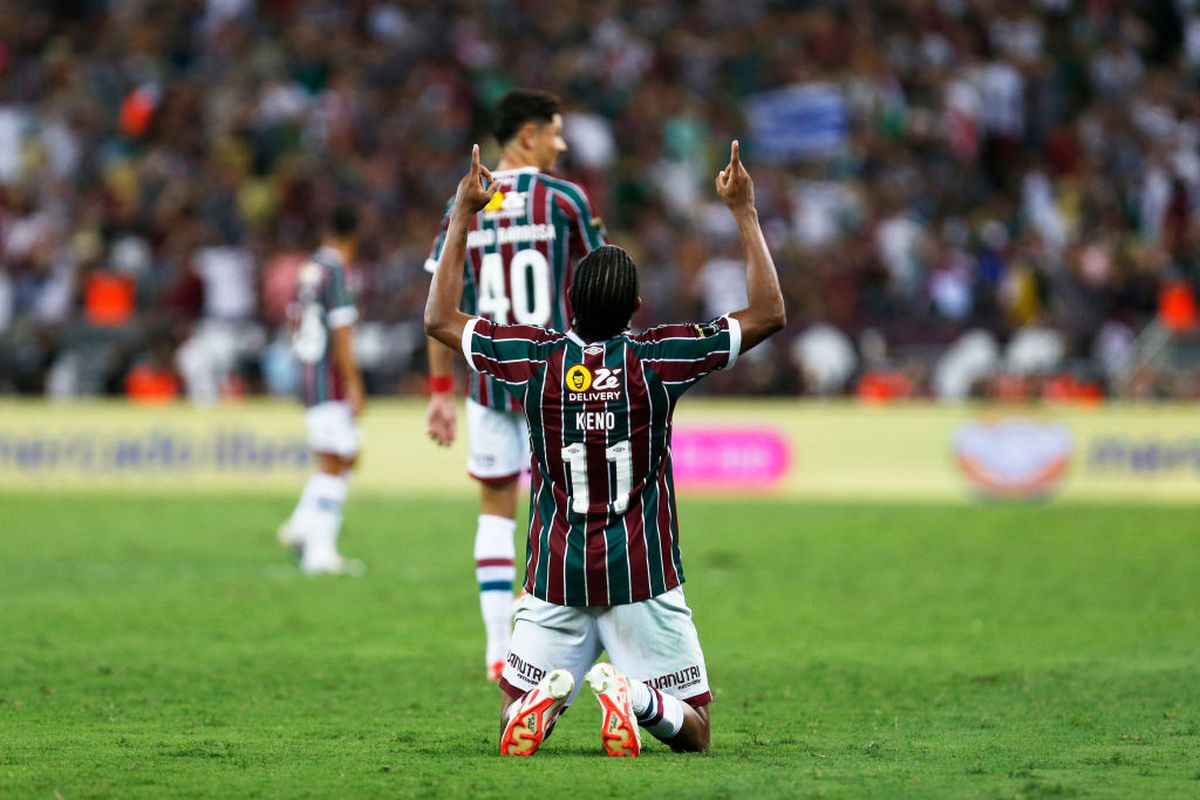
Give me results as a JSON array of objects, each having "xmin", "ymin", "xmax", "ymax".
[{"xmin": 565, "ymin": 364, "xmax": 623, "ymax": 402}]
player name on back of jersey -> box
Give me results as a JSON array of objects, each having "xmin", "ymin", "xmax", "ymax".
[
  {"xmin": 466, "ymin": 223, "xmax": 557, "ymax": 249},
  {"xmin": 575, "ymin": 411, "xmax": 617, "ymax": 431}
]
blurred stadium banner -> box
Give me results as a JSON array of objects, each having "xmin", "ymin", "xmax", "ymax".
[
  {"xmin": 743, "ymin": 83, "xmax": 848, "ymax": 161},
  {"xmin": 1, "ymin": 401, "xmax": 1199, "ymax": 503}
]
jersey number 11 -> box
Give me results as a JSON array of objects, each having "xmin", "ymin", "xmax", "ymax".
[{"xmin": 561, "ymin": 441, "xmax": 632, "ymax": 515}]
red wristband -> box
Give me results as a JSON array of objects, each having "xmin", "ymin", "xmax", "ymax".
[{"xmin": 430, "ymin": 375, "xmax": 454, "ymax": 394}]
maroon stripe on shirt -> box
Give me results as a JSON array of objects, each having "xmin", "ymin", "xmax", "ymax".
[
  {"xmin": 525, "ymin": 464, "xmax": 544, "ymax": 595},
  {"xmin": 643, "ymin": 354, "xmax": 728, "ymax": 383},
  {"xmin": 497, "ymin": 178, "xmax": 519, "ymax": 412},
  {"xmin": 657, "ymin": 447, "xmax": 680, "ymax": 590},
  {"xmin": 645, "ymin": 686, "xmax": 667, "ymax": 726},
  {"xmin": 465, "ymin": 231, "xmax": 492, "ymax": 408},
  {"xmin": 329, "ymin": 363, "xmax": 344, "ymax": 401},
  {"xmin": 552, "ymin": 187, "xmax": 591, "ymax": 262},
  {"xmin": 542, "ymin": 347, "xmax": 570, "ymax": 605},
  {"xmin": 581, "ymin": 342, "xmax": 610, "ymax": 606},
  {"xmin": 624, "ymin": 346, "xmax": 652, "ymax": 600},
  {"xmin": 531, "ymin": 180, "xmax": 565, "ymax": 330},
  {"xmin": 633, "ymin": 323, "xmax": 710, "ymax": 343}
]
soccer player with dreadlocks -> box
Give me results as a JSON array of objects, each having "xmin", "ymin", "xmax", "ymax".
[
  {"xmin": 423, "ymin": 90, "xmax": 606, "ymax": 683},
  {"xmin": 426, "ymin": 141, "xmax": 784, "ymax": 756}
]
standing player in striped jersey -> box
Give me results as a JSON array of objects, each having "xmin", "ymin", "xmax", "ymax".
[
  {"xmin": 424, "ymin": 90, "xmax": 606, "ymax": 682},
  {"xmin": 426, "ymin": 142, "xmax": 785, "ymax": 756},
  {"xmin": 277, "ymin": 206, "xmax": 366, "ymax": 576}
]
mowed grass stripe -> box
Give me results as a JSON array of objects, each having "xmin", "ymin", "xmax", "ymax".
[{"xmin": 0, "ymin": 496, "xmax": 1197, "ymax": 798}]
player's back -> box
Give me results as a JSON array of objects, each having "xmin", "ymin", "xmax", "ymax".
[
  {"xmin": 461, "ymin": 315, "xmax": 742, "ymax": 607},
  {"xmin": 291, "ymin": 246, "xmax": 357, "ymax": 407},
  {"xmin": 426, "ymin": 170, "xmax": 605, "ymax": 410}
]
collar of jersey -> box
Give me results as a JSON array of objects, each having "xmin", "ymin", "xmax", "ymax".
[
  {"xmin": 567, "ymin": 329, "xmax": 633, "ymax": 347},
  {"xmin": 492, "ymin": 166, "xmax": 540, "ymax": 176}
]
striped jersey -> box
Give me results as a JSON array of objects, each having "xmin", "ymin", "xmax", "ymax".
[
  {"xmin": 290, "ymin": 246, "xmax": 358, "ymax": 408},
  {"xmin": 461, "ymin": 314, "xmax": 743, "ymax": 606},
  {"xmin": 425, "ymin": 167, "xmax": 605, "ymax": 411}
]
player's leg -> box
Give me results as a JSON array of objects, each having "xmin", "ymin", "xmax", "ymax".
[
  {"xmin": 289, "ymin": 402, "xmax": 363, "ymax": 575},
  {"xmin": 498, "ymin": 593, "xmax": 600, "ymax": 756},
  {"xmin": 477, "ymin": 479, "xmax": 517, "ymax": 679},
  {"xmin": 466, "ymin": 400, "xmax": 524, "ymax": 680},
  {"xmin": 594, "ymin": 587, "xmax": 712, "ymax": 753}
]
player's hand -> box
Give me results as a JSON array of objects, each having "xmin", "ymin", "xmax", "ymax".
[
  {"xmin": 715, "ymin": 140, "xmax": 755, "ymax": 212},
  {"xmin": 426, "ymin": 392, "xmax": 457, "ymax": 447},
  {"xmin": 453, "ymin": 144, "xmax": 498, "ymax": 217},
  {"xmin": 346, "ymin": 376, "xmax": 366, "ymax": 417}
]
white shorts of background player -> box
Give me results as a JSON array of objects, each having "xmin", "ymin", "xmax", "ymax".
[
  {"xmin": 304, "ymin": 401, "xmax": 361, "ymax": 459},
  {"xmin": 466, "ymin": 398, "xmax": 529, "ymax": 482}
]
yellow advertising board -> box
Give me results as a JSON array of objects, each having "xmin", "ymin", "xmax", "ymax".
[{"xmin": 0, "ymin": 399, "xmax": 1197, "ymax": 502}]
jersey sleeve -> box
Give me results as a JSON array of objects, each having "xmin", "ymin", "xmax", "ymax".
[
  {"xmin": 324, "ymin": 264, "xmax": 358, "ymax": 328},
  {"xmin": 461, "ymin": 317, "xmax": 565, "ymax": 396},
  {"xmin": 630, "ymin": 314, "xmax": 743, "ymax": 396},
  {"xmin": 555, "ymin": 182, "xmax": 606, "ymax": 259}
]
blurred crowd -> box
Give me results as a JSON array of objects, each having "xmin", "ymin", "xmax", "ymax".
[{"xmin": 2, "ymin": 0, "xmax": 1200, "ymax": 403}]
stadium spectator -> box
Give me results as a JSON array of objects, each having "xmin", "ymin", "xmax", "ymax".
[{"xmin": 1, "ymin": 1, "xmax": 1199, "ymax": 401}]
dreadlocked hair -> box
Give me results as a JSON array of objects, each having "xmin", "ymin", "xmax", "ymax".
[{"xmin": 569, "ymin": 245, "xmax": 639, "ymax": 342}]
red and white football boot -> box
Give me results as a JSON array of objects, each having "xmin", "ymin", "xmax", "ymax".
[
  {"xmin": 586, "ymin": 663, "xmax": 641, "ymax": 757},
  {"xmin": 499, "ymin": 668, "xmax": 574, "ymax": 756}
]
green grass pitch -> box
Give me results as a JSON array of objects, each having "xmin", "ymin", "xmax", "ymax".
[{"xmin": 2, "ymin": 495, "xmax": 1199, "ymax": 798}]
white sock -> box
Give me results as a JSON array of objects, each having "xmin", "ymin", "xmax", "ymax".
[
  {"xmin": 475, "ymin": 514, "xmax": 517, "ymax": 666},
  {"xmin": 288, "ymin": 474, "xmax": 324, "ymax": 533},
  {"xmin": 629, "ymin": 678, "xmax": 685, "ymax": 739},
  {"xmin": 299, "ymin": 472, "xmax": 347, "ymax": 571}
]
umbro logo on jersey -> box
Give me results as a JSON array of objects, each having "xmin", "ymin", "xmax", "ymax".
[{"xmin": 584, "ymin": 345, "xmax": 603, "ymax": 356}]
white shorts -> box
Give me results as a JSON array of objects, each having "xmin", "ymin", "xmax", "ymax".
[
  {"xmin": 466, "ymin": 399, "xmax": 528, "ymax": 482},
  {"xmin": 304, "ymin": 401, "xmax": 361, "ymax": 458},
  {"xmin": 500, "ymin": 587, "xmax": 712, "ymax": 709}
]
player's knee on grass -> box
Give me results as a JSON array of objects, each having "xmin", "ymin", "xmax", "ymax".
[
  {"xmin": 498, "ymin": 693, "xmax": 516, "ymax": 741},
  {"xmin": 664, "ymin": 703, "xmax": 710, "ymax": 753}
]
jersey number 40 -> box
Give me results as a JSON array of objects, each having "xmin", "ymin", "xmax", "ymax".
[{"xmin": 478, "ymin": 250, "xmax": 552, "ymax": 326}]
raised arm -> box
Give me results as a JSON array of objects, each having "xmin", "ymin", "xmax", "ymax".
[
  {"xmin": 424, "ymin": 145, "xmax": 498, "ymax": 349},
  {"xmin": 717, "ymin": 140, "xmax": 786, "ymax": 352}
]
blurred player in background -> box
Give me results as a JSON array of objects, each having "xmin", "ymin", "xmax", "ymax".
[
  {"xmin": 277, "ymin": 206, "xmax": 366, "ymax": 576},
  {"xmin": 426, "ymin": 141, "xmax": 784, "ymax": 756},
  {"xmin": 424, "ymin": 90, "xmax": 606, "ymax": 681}
]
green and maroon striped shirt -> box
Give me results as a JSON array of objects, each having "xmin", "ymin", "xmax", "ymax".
[
  {"xmin": 291, "ymin": 247, "xmax": 358, "ymax": 408},
  {"xmin": 462, "ymin": 315, "xmax": 743, "ymax": 606},
  {"xmin": 426, "ymin": 168, "xmax": 605, "ymax": 411}
]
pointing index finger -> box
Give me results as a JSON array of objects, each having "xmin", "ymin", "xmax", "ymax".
[{"xmin": 730, "ymin": 139, "xmax": 740, "ymax": 166}]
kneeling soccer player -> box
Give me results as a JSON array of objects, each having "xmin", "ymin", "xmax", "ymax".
[{"xmin": 425, "ymin": 142, "xmax": 784, "ymax": 755}]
